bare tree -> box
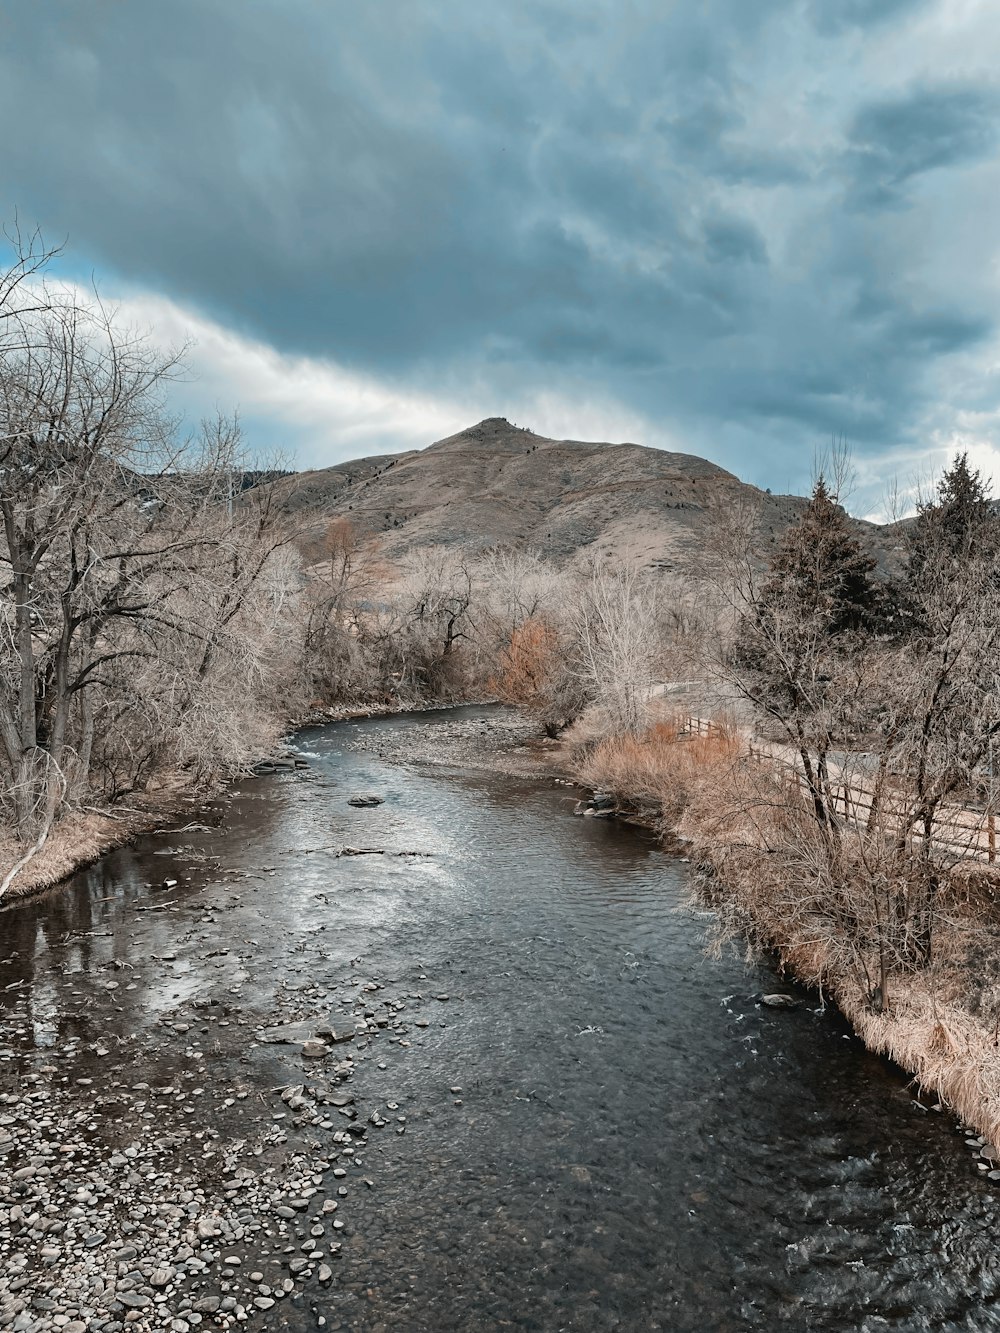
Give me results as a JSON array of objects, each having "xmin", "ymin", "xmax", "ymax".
[
  {"xmin": 570, "ymin": 560, "xmax": 662, "ymax": 735},
  {"xmin": 0, "ymin": 240, "xmax": 296, "ymax": 895}
]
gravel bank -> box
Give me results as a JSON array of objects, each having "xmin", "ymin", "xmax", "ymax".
[
  {"xmin": 346, "ymin": 710, "xmax": 558, "ymax": 779},
  {"xmin": 0, "ymin": 956, "xmax": 459, "ymax": 1332}
]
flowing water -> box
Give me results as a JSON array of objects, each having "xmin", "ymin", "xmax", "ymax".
[{"xmin": 2, "ymin": 707, "xmax": 1000, "ymax": 1332}]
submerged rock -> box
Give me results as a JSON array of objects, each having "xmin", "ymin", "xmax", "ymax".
[{"xmin": 348, "ymin": 794, "xmax": 384, "ymax": 807}]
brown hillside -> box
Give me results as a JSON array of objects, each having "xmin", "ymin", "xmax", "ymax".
[{"xmin": 269, "ymin": 417, "xmax": 900, "ymax": 569}]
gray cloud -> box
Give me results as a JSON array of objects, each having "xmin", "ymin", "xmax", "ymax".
[
  {"xmin": 845, "ymin": 84, "xmax": 1000, "ymax": 207},
  {"xmin": 807, "ymin": 0, "xmax": 931, "ymax": 34},
  {"xmin": 0, "ymin": 0, "xmax": 995, "ymax": 500}
]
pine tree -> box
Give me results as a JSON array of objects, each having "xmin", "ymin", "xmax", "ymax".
[
  {"xmin": 762, "ymin": 477, "xmax": 879, "ymax": 634},
  {"xmin": 733, "ymin": 476, "xmax": 884, "ymax": 831},
  {"xmin": 909, "ymin": 453, "xmax": 997, "ymax": 584}
]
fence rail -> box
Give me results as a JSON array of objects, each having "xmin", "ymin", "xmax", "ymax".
[{"xmin": 684, "ymin": 716, "xmax": 997, "ymax": 866}]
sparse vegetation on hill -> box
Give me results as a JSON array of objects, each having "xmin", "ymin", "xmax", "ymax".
[{"xmin": 265, "ymin": 415, "xmax": 898, "ymax": 571}]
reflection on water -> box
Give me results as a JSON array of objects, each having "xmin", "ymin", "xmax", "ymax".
[{"xmin": 1, "ymin": 706, "xmax": 999, "ymax": 1331}]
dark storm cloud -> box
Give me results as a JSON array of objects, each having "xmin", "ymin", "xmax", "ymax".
[
  {"xmin": 0, "ymin": 0, "xmax": 995, "ymax": 494},
  {"xmin": 845, "ymin": 84, "xmax": 1000, "ymax": 208}
]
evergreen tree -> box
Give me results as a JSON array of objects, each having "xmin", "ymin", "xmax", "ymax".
[
  {"xmin": 761, "ymin": 477, "xmax": 879, "ymax": 634},
  {"xmin": 909, "ymin": 453, "xmax": 997, "ymax": 584},
  {"xmin": 733, "ymin": 476, "xmax": 884, "ymax": 831}
]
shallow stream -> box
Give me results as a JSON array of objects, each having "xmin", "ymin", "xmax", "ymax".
[{"xmin": 2, "ymin": 707, "xmax": 999, "ymax": 1331}]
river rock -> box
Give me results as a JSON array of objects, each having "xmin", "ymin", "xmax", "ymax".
[
  {"xmin": 259, "ymin": 1020, "xmax": 329, "ymax": 1044},
  {"xmin": 348, "ymin": 794, "xmax": 384, "ymax": 807},
  {"xmin": 761, "ymin": 994, "xmax": 798, "ymax": 1009},
  {"xmin": 316, "ymin": 1023, "xmax": 355, "ymax": 1044}
]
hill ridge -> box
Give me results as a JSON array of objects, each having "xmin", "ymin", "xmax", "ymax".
[{"xmin": 270, "ymin": 417, "xmax": 893, "ymax": 569}]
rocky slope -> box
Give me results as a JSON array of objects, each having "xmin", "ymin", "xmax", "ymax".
[{"xmin": 269, "ymin": 417, "xmax": 900, "ymax": 570}]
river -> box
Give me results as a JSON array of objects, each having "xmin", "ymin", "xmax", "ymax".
[{"xmin": 1, "ymin": 707, "xmax": 999, "ymax": 1332}]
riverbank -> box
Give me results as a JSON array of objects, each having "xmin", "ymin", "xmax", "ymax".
[
  {"xmin": 0, "ymin": 790, "xmax": 209, "ymax": 905},
  {"xmin": 567, "ymin": 716, "xmax": 1000, "ymax": 1165}
]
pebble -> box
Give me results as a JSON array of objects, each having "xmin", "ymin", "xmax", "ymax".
[
  {"xmin": 0, "ymin": 918, "xmax": 432, "ymax": 1333},
  {"xmin": 119, "ymin": 1293, "xmax": 152, "ymax": 1309}
]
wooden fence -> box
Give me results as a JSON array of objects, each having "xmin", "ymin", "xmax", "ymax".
[{"xmin": 683, "ymin": 716, "xmax": 998, "ymax": 866}]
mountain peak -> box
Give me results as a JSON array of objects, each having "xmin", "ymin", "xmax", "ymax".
[{"xmin": 429, "ymin": 417, "xmax": 541, "ymax": 451}]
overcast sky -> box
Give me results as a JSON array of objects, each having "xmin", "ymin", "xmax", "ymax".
[{"xmin": 2, "ymin": 0, "xmax": 998, "ymax": 514}]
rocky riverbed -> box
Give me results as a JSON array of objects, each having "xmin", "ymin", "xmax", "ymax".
[
  {"xmin": 4, "ymin": 706, "xmax": 1000, "ymax": 1332},
  {"xmin": 0, "ymin": 941, "xmax": 464, "ymax": 1332},
  {"xmin": 345, "ymin": 710, "xmax": 551, "ymax": 778}
]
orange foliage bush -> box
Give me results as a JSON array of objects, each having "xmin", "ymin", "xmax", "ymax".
[
  {"xmin": 575, "ymin": 715, "xmax": 743, "ymax": 819},
  {"xmin": 490, "ymin": 616, "xmax": 562, "ymax": 706}
]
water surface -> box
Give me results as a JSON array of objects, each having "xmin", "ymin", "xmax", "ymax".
[{"xmin": 2, "ymin": 707, "xmax": 998, "ymax": 1331}]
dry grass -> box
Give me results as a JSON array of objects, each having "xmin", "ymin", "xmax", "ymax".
[
  {"xmin": 573, "ymin": 712, "xmax": 803, "ymax": 855},
  {"xmin": 0, "ymin": 785, "xmax": 199, "ymax": 904},
  {"xmin": 0, "ymin": 811, "xmax": 126, "ymax": 900},
  {"xmin": 574, "ymin": 716, "xmax": 741, "ymax": 815},
  {"xmin": 839, "ymin": 976, "xmax": 1000, "ymax": 1148},
  {"xmin": 566, "ymin": 708, "xmax": 1000, "ymax": 1149}
]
